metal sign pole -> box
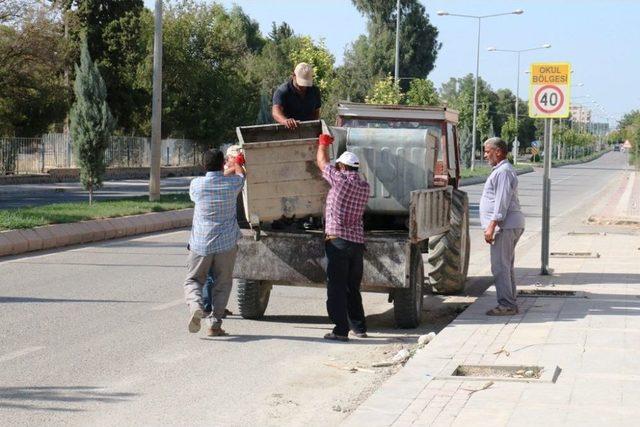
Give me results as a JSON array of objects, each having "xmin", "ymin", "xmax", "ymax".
[{"xmin": 541, "ymin": 118, "xmax": 553, "ymax": 275}]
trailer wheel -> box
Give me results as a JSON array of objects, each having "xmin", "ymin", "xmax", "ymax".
[
  {"xmin": 393, "ymin": 246, "xmax": 424, "ymax": 328},
  {"xmin": 427, "ymin": 188, "xmax": 470, "ymax": 294},
  {"xmin": 236, "ymin": 279, "xmax": 272, "ymax": 319}
]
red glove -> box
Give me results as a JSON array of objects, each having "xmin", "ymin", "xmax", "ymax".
[
  {"xmin": 319, "ymin": 134, "xmax": 334, "ymax": 146},
  {"xmin": 235, "ymin": 152, "xmax": 245, "ymax": 166}
]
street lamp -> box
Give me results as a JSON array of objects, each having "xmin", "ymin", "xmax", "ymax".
[
  {"xmin": 437, "ymin": 9, "xmax": 524, "ymax": 170},
  {"xmin": 487, "ymin": 43, "xmax": 551, "ymax": 165}
]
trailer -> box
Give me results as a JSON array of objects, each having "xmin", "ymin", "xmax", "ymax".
[{"xmin": 232, "ymin": 103, "xmax": 470, "ymax": 328}]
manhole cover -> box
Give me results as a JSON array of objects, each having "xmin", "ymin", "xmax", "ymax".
[
  {"xmin": 518, "ymin": 289, "xmax": 584, "ymax": 298},
  {"xmin": 550, "ymin": 251, "xmax": 600, "ymax": 258},
  {"xmin": 437, "ymin": 364, "xmax": 560, "ymax": 383}
]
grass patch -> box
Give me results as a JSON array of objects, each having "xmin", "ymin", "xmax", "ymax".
[
  {"xmin": 0, "ymin": 193, "xmax": 193, "ymax": 231},
  {"xmin": 461, "ymin": 164, "xmax": 531, "ymax": 179}
]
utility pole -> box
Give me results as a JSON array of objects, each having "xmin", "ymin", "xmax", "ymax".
[
  {"xmin": 149, "ymin": 0, "xmax": 162, "ymax": 201},
  {"xmin": 394, "ymin": 0, "xmax": 401, "ymax": 84}
]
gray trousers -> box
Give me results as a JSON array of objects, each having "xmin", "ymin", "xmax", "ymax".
[
  {"xmin": 490, "ymin": 228, "xmax": 524, "ymax": 309},
  {"xmin": 183, "ymin": 246, "xmax": 238, "ymax": 326}
]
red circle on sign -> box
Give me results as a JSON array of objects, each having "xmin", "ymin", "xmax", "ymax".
[{"xmin": 534, "ymin": 85, "xmax": 565, "ymax": 114}]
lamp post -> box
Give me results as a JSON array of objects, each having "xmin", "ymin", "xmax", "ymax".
[
  {"xmin": 437, "ymin": 9, "xmax": 524, "ymax": 170},
  {"xmin": 487, "ymin": 44, "xmax": 551, "ymax": 165}
]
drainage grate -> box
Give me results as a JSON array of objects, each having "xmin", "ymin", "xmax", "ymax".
[
  {"xmin": 517, "ymin": 289, "xmax": 583, "ymax": 298},
  {"xmin": 550, "ymin": 251, "xmax": 600, "ymax": 258},
  {"xmin": 437, "ymin": 364, "xmax": 561, "ymax": 383}
]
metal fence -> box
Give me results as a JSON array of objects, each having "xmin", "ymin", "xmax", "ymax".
[{"xmin": 0, "ymin": 134, "xmax": 202, "ymax": 175}]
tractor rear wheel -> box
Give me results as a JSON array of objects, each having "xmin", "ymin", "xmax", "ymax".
[
  {"xmin": 427, "ymin": 188, "xmax": 470, "ymax": 294},
  {"xmin": 236, "ymin": 279, "xmax": 272, "ymax": 319},
  {"xmin": 393, "ymin": 245, "xmax": 425, "ymax": 328}
]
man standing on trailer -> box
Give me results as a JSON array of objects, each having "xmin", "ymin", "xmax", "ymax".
[
  {"xmin": 316, "ymin": 134, "xmax": 370, "ymax": 341},
  {"xmin": 480, "ymin": 137, "xmax": 525, "ymax": 316},
  {"xmin": 272, "ymin": 62, "xmax": 321, "ymax": 129}
]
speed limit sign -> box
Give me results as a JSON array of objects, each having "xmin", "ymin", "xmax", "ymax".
[{"xmin": 529, "ymin": 63, "xmax": 570, "ymax": 118}]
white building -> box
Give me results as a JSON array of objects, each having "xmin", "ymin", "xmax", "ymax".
[{"xmin": 570, "ymin": 105, "xmax": 591, "ymax": 124}]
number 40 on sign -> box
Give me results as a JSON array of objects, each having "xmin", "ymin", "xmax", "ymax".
[{"xmin": 528, "ymin": 62, "xmax": 571, "ymax": 118}]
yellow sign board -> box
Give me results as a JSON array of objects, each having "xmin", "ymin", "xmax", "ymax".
[{"xmin": 529, "ymin": 62, "xmax": 571, "ymax": 118}]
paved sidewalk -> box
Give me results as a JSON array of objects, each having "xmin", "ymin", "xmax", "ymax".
[{"xmin": 344, "ymin": 172, "xmax": 640, "ymax": 426}]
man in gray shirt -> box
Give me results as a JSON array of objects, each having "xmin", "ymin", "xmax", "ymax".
[{"xmin": 479, "ymin": 137, "xmax": 525, "ymax": 315}]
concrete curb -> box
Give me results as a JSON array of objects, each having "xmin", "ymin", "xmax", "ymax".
[
  {"xmin": 460, "ymin": 166, "xmax": 534, "ymax": 187},
  {"xmin": 0, "ymin": 208, "xmax": 193, "ymax": 258}
]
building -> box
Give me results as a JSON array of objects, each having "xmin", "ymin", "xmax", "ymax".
[{"xmin": 570, "ymin": 105, "xmax": 592, "ymax": 124}]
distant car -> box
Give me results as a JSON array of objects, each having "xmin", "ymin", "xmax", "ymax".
[{"xmin": 613, "ymin": 145, "xmax": 621, "ymax": 151}]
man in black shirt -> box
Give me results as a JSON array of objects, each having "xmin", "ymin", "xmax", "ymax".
[{"xmin": 272, "ymin": 62, "xmax": 322, "ymax": 129}]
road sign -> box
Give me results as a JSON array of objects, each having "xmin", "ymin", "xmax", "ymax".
[
  {"xmin": 528, "ymin": 63, "xmax": 571, "ymax": 118},
  {"xmin": 531, "ymin": 140, "xmax": 540, "ymax": 149}
]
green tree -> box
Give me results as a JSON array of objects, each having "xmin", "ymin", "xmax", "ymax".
[
  {"xmin": 289, "ymin": 36, "xmax": 335, "ymax": 94},
  {"xmin": 365, "ymin": 75, "xmax": 403, "ymax": 105},
  {"xmin": 350, "ymin": 0, "xmax": 440, "ymax": 83},
  {"xmin": 0, "ymin": 3, "xmax": 69, "ymax": 136},
  {"xmin": 476, "ymin": 104, "xmax": 492, "ymax": 145},
  {"xmin": 501, "ymin": 115, "xmax": 517, "ymax": 146},
  {"xmin": 156, "ymin": 1, "xmax": 260, "ymax": 144},
  {"xmin": 459, "ymin": 125, "xmax": 472, "ymax": 168},
  {"xmin": 406, "ymin": 78, "xmax": 439, "ymax": 106},
  {"xmin": 337, "ymin": 0, "xmax": 440, "ymax": 104},
  {"xmin": 61, "ymin": 0, "xmax": 148, "ymax": 133},
  {"xmin": 69, "ymin": 37, "xmax": 114, "ymax": 204}
]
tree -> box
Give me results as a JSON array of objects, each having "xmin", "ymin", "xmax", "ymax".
[
  {"xmin": 350, "ymin": 0, "xmax": 440, "ymax": 83},
  {"xmin": 501, "ymin": 115, "xmax": 517, "ymax": 146},
  {"xmin": 476, "ymin": 104, "xmax": 492, "ymax": 145},
  {"xmin": 337, "ymin": 0, "xmax": 440, "ymax": 104},
  {"xmin": 0, "ymin": 3, "xmax": 69, "ymax": 136},
  {"xmin": 61, "ymin": 0, "xmax": 148, "ymax": 133},
  {"xmin": 459, "ymin": 125, "xmax": 472, "ymax": 168},
  {"xmin": 289, "ymin": 36, "xmax": 335, "ymax": 95},
  {"xmin": 406, "ymin": 78, "xmax": 439, "ymax": 106},
  {"xmin": 157, "ymin": 1, "xmax": 261, "ymax": 144},
  {"xmin": 69, "ymin": 37, "xmax": 114, "ymax": 204},
  {"xmin": 365, "ymin": 75, "xmax": 403, "ymax": 105}
]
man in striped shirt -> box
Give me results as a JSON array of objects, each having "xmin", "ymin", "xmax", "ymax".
[
  {"xmin": 316, "ymin": 134, "xmax": 370, "ymax": 341},
  {"xmin": 183, "ymin": 148, "xmax": 245, "ymax": 336}
]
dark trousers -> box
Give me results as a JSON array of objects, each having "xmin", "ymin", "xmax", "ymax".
[{"xmin": 325, "ymin": 238, "xmax": 367, "ymax": 336}]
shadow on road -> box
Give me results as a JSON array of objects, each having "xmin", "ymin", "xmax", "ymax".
[
  {"xmin": 0, "ymin": 386, "xmax": 137, "ymax": 412},
  {"xmin": 0, "ymin": 296, "xmax": 150, "ymax": 304}
]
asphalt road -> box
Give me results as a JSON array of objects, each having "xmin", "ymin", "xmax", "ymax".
[
  {"xmin": 0, "ymin": 177, "xmax": 194, "ymax": 209},
  {"xmin": 0, "ymin": 151, "xmax": 631, "ymax": 425}
]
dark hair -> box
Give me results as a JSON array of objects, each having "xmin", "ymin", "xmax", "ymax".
[
  {"xmin": 337, "ymin": 162, "xmax": 358, "ymax": 172},
  {"xmin": 203, "ymin": 149, "xmax": 224, "ymax": 172}
]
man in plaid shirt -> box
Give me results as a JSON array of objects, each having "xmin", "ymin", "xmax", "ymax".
[
  {"xmin": 183, "ymin": 148, "xmax": 245, "ymax": 337},
  {"xmin": 316, "ymin": 134, "xmax": 370, "ymax": 341}
]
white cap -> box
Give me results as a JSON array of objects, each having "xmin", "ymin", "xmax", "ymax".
[
  {"xmin": 294, "ymin": 62, "xmax": 314, "ymax": 87},
  {"xmin": 336, "ymin": 151, "xmax": 360, "ymax": 168}
]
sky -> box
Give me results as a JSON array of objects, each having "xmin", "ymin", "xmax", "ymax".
[{"xmin": 143, "ymin": 0, "xmax": 640, "ymax": 127}]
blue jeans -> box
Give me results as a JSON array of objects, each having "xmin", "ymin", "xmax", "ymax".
[{"xmin": 202, "ymin": 274, "xmax": 215, "ymax": 312}]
